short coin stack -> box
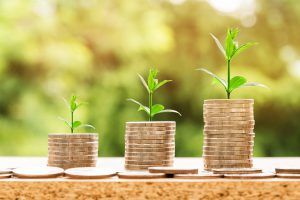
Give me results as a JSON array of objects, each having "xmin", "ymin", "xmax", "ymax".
[
  {"xmin": 203, "ymin": 99, "xmax": 255, "ymax": 170},
  {"xmin": 125, "ymin": 121, "xmax": 176, "ymax": 170},
  {"xmin": 48, "ymin": 133, "xmax": 98, "ymax": 169}
]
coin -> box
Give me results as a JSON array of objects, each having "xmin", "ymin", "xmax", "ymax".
[
  {"xmin": 204, "ymin": 120, "xmax": 255, "ymax": 126},
  {"xmin": 203, "ymin": 108, "xmax": 253, "ymax": 113},
  {"xmin": 125, "ymin": 134, "xmax": 175, "ymax": 140},
  {"xmin": 125, "ymin": 163, "xmax": 172, "ymax": 170},
  {"xmin": 125, "ymin": 152, "xmax": 175, "ymax": 157},
  {"xmin": 148, "ymin": 166, "xmax": 198, "ymax": 174},
  {"xmin": 212, "ymin": 168, "xmax": 262, "ymax": 174},
  {"xmin": 203, "ymin": 141, "xmax": 254, "ymax": 147},
  {"xmin": 125, "ymin": 160, "xmax": 173, "ymax": 165},
  {"xmin": 48, "ymin": 134, "xmax": 98, "ymax": 139},
  {"xmin": 275, "ymin": 168, "xmax": 300, "ymax": 174},
  {"xmin": 48, "ymin": 151, "xmax": 98, "ymax": 156},
  {"xmin": 126, "ymin": 121, "xmax": 175, "ymax": 127},
  {"xmin": 48, "ymin": 155, "xmax": 97, "ymax": 160},
  {"xmin": 204, "ymin": 104, "xmax": 253, "ymax": 109},
  {"xmin": 204, "ymin": 160, "xmax": 252, "ymax": 165},
  {"xmin": 64, "ymin": 167, "xmax": 116, "ymax": 179},
  {"xmin": 204, "ymin": 99, "xmax": 254, "ymax": 104},
  {"xmin": 125, "ymin": 143, "xmax": 175, "ymax": 148},
  {"xmin": 203, "ymin": 155, "xmax": 252, "ymax": 160},
  {"xmin": 13, "ymin": 167, "xmax": 64, "ymax": 178},
  {"xmin": 0, "ymin": 174, "xmax": 12, "ymax": 179},
  {"xmin": 48, "ymin": 142, "xmax": 98, "ymax": 147},
  {"xmin": 174, "ymin": 171, "xmax": 223, "ymax": 179},
  {"xmin": 48, "ymin": 163, "xmax": 96, "ymax": 169},
  {"xmin": 203, "ymin": 146, "xmax": 253, "ymax": 151},
  {"xmin": 125, "ymin": 131, "xmax": 175, "ymax": 136},
  {"xmin": 125, "ymin": 139, "xmax": 175, "ymax": 144},
  {"xmin": 204, "ymin": 137, "xmax": 254, "ymax": 142},
  {"xmin": 125, "ymin": 156, "xmax": 173, "ymax": 161},
  {"xmin": 204, "ymin": 116, "xmax": 254, "ymax": 122},
  {"xmin": 118, "ymin": 171, "xmax": 166, "ymax": 179},
  {"xmin": 204, "ymin": 124, "xmax": 255, "ymax": 129},
  {"xmin": 125, "ymin": 148, "xmax": 175, "ymax": 153},
  {"xmin": 276, "ymin": 174, "xmax": 300, "ymax": 178},
  {"xmin": 126, "ymin": 127, "xmax": 176, "ymax": 131},
  {"xmin": 203, "ymin": 151, "xmax": 253, "ymax": 156},
  {"xmin": 203, "ymin": 113, "xmax": 253, "ymax": 117},
  {"xmin": 224, "ymin": 172, "xmax": 275, "ymax": 179},
  {"xmin": 204, "ymin": 164, "xmax": 253, "ymax": 169},
  {"xmin": 0, "ymin": 168, "xmax": 13, "ymax": 174}
]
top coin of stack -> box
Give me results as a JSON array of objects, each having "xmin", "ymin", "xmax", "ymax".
[
  {"xmin": 48, "ymin": 133, "xmax": 98, "ymax": 169},
  {"xmin": 202, "ymin": 99, "xmax": 255, "ymax": 170},
  {"xmin": 125, "ymin": 121, "xmax": 176, "ymax": 170}
]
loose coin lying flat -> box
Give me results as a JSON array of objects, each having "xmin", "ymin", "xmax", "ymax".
[
  {"xmin": 148, "ymin": 166, "xmax": 198, "ymax": 174},
  {"xmin": 125, "ymin": 164, "xmax": 171, "ymax": 170},
  {"xmin": 212, "ymin": 168, "xmax": 262, "ymax": 174},
  {"xmin": 174, "ymin": 171, "xmax": 223, "ymax": 179},
  {"xmin": 224, "ymin": 172, "xmax": 275, "ymax": 179},
  {"xmin": 65, "ymin": 167, "xmax": 116, "ymax": 179},
  {"xmin": 276, "ymin": 174, "xmax": 300, "ymax": 178},
  {"xmin": 118, "ymin": 171, "xmax": 166, "ymax": 179},
  {"xmin": 0, "ymin": 168, "xmax": 13, "ymax": 174},
  {"xmin": 275, "ymin": 168, "xmax": 300, "ymax": 174},
  {"xmin": 0, "ymin": 174, "xmax": 12, "ymax": 179},
  {"xmin": 13, "ymin": 167, "xmax": 64, "ymax": 178}
]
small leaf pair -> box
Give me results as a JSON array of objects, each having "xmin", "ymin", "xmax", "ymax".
[
  {"xmin": 59, "ymin": 95, "xmax": 95, "ymax": 133},
  {"xmin": 128, "ymin": 68, "xmax": 181, "ymax": 121}
]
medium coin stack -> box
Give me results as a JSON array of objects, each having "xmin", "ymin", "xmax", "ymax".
[
  {"xmin": 125, "ymin": 121, "xmax": 176, "ymax": 170},
  {"xmin": 203, "ymin": 99, "xmax": 255, "ymax": 171},
  {"xmin": 48, "ymin": 133, "xmax": 98, "ymax": 169}
]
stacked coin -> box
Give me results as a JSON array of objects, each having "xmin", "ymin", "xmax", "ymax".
[
  {"xmin": 125, "ymin": 121, "xmax": 176, "ymax": 170},
  {"xmin": 48, "ymin": 133, "xmax": 98, "ymax": 169},
  {"xmin": 203, "ymin": 99, "xmax": 254, "ymax": 170}
]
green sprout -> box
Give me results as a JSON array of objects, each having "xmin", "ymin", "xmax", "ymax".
[
  {"xmin": 59, "ymin": 95, "xmax": 95, "ymax": 133},
  {"xmin": 198, "ymin": 28, "xmax": 267, "ymax": 99},
  {"xmin": 128, "ymin": 68, "xmax": 181, "ymax": 121}
]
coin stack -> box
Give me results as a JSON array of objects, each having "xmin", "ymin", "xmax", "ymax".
[
  {"xmin": 48, "ymin": 133, "xmax": 98, "ymax": 169},
  {"xmin": 203, "ymin": 99, "xmax": 254, "ymax": 171},
  {"xmin": 125, "ymin": 121, "xmax": 176, "ymax": 170}
]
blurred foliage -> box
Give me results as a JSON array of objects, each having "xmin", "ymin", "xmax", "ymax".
[{"xmin": 0, "ymin": 0, "xmax": 300, "ymax": 157}]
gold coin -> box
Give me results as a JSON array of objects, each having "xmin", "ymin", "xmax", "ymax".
[
  {"xmin": 118, "ymin": 171, "xmax": 166, "ymax": 179},
  {"xmin": 125, "ymin": 152, "xmax": 175, "ymax": 157},
  {"xmin": 126, "ymin": 127, "xmax": 176, "ymax": 131},
  {"xmin": 125, "ymin": 143, "xmax": 175, "ymax": 148},
  {"xmin": 48, "ymin": 134, "xmax": 98, "ymax": 139},
  {"xmin": 125, "ymin": 147, "xmax": 175, "ymax": 153},
  {"xmin": 126, "ymin": 121, "xmax": 175, "ymax": 127},
  {"xmin": 203, "ymin": 146, "xmax": 253, "ymax": 151},
  {"xmin": 276, "ymin": 174, "xmax": 300, "ymax": 178},
  {"xmin": 0, "ymin": 174, "xmax": 12, "ymax": 179},
  {"xmin": 125, "ymin": 134, "xmax": 175, "ymax": 140},
  {"xmin": 203, "ymin": 151, "xmax": 253, "ymax": 156},
  {"xmin": 203, "ymin": 108, "xmax": 253, "ymax": 113},
  {"xmin": 125, "ymin": 130, "xmax": 175, "ymax": 135},
  {"xmin": 203, "ymin": 155, "xmax": 252, "ymax": 160},
  {"xmin": 204, "ymin": 104, "xmax": 253, "ymax": 109},
  {"xmin": 174, "ymin": 172, "xmax": 223, "ymax": 179},
  {"xmin": 48, "ymin": 155, "xmax": 97, "ymax": 159},
  {"xmin": 204, "ymin": 160, "xmax": 253, "ymax": 165},
  {"xmin": 125, "ymin": 160, "xmax": 173, "ymax": 165},
  {"xmin": 204, "ymin": 120, "xmax": 255, "ymax": 126},
  {"xmin": 125, "ymin": 163, "xmax": 172, "ymax": 170},
  {"xmin": 148, "ymin": 166, "xmax": 198, "ymax": 174},
  {"xmin": 204, "ymin": 99, "xmax": 254, "ymax": 104},
  {"xmin": 125, "ymin": 155, "xmax": 173, "ymax": 160},
  {"xmin": 48, "ymin": 142, "xmax": 98, "ymax": 147},
  {"xmin": 125, "ymin": 139, "xmax": 175, "ymax": 144},
  {"xmin": 224, "ymin": 173, "xmax": 275, "ymax": 179},
  {"xmin": 203, "ymin": 141, "xmax": 254, "ymax": 147},
  {"xmin": 212, "ymin": 168, "xmax": 262, "ymax": 174},
  {"xmin": 275, "ymin": 168, "xmax": 300, "ymax": 174},
  {"xmin": 204, "ymin": 116, "xmax": 254, "ymax": 121},
  {"xmin": 13, "ymin": 166, "xmax": 64, "ymax": 178},
  {"xmin": 203, "ymin": 112, "xmax": 253, "ymax": 117},
  {"xmin": 204, "ymin": 163, "xmax": 253, "ymax": 169},
  {"xmin": 204, "ymin": 124, "xmax": 255, "ymax": 129},
  {"xmin": 204, "ymin": 137, "xmax": 254, "ymax": 142}
]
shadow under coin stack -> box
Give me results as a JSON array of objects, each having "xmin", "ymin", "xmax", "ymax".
[
  {"xmin": 125, "ymin": 122, "xmax": 176, "ymax": 170},
  {"xmin": 48, "ymin": 134, "xmax": 98, "ymax": 169},
  {"xmin": 203, "ymin": 99, "xmax": 255, "ymax": 171}
]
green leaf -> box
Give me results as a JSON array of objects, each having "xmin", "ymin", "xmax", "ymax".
[
  {"xmin": 78, "ymin": 124, "xmax": 96, "ymax": 130},
  {"xmin": 148, "ymin": 68, "xmax": 158, "ymax": 92},
  {"xmin": 225, "ymin": 28, "xmax": 239, "ymax": 60},
  {"xmin": 238, "ymin": 82, "xmax": 269, "ymax": 89},
  {"xmin": 70, "ymin": 95, "xmax": 77, "ymax": 112},
  {"xmin": 58, "ymin": 117, "xmax": 71, "ymax": 128},
  {"xmin": 233, "ymin": 42, "xmax": 257, "ymax": 58},
  {"xmin": 210, "ymin": 33, "xmax": 226, "ymax": 58},
  {"xmin": 72, "ymin": 121, "xmax": 82, "ymax": 129},
  {"xmin": 154, "ymin": 80, "xmax": 172, "ymax": 91},
  {"xmin": 197, "ymin": 68, "xmax": 227, "ymax": 90},
  {"xmin": 127, "ymin": 98, "xmax": 150, "ymax": 115},
  {"xmin": 229, "ymin": 76, "xmax": 247, "ymax": 93},
  {"xmin": 157, "ymin": 109, "xmax": 182, "ymax": 116},
  {"xmin": 138, "ymin": 73, "xmax": 150, "ymax": 93},
  {"xmin": 151, "ymin": 104, "xmax": 165, "ymax": 117}
]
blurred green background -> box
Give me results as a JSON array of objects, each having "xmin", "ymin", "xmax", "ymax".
[{"xmin": 0, "ymin": 0, "xmax": 300, "ymax": 157}]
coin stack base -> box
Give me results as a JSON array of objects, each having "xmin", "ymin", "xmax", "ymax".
[
  {"xmin": 203, "ymin": 99, "xmax": 255, "ymax": 170},
  {"xmin": 48, "ymin": 133, "xmax": 98, "ymax": 169},
  {"xmin": 125, "ymin": 121, "xmax": 176, "ymax": 170}
]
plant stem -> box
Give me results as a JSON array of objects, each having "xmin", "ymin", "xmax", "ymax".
[
  {"xmin": 227, "ymin": 59, "xmax": 231, "ymax": 99},
  {"xmin": 71, "ymin": 110, "xmax": 74, "ymax": 133},
  {"xmin": 149, "ymin": 92, "xmax": 153, "ymax": 121}
]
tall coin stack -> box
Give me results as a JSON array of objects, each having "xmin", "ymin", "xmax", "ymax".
[
  {"xmin": 48, "ymin": 133, "xmax": 98, "ymax": 169},
  {"xmin": 203, "ymin": 99, "xmax": 254, "ymax": 171},
  {"xmin": 125, "ymin": 121, "xmax": 176, "ymax": 170}
]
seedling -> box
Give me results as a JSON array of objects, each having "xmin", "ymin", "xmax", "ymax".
[
  {"xmin": 59, "ymin": 95, "xmax": 95, "ymax": 133},
  {"xmin": 128, "ymin": 68, "xmax": 181, "ymax": 121},
  {"xmin": 198, "ymin": 28, "xmax": 267, "ymax": 99}
]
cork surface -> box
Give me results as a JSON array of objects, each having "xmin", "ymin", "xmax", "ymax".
[{"xmin": 0, "ymin": 157, "xmax": 300, "ymax": 199}]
